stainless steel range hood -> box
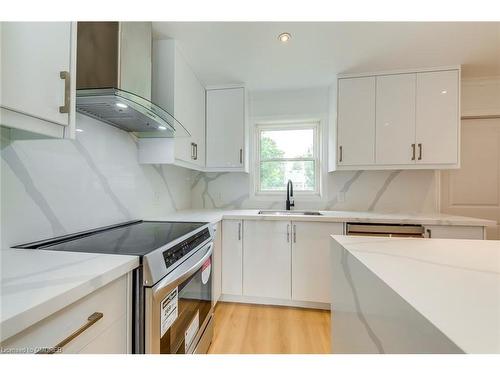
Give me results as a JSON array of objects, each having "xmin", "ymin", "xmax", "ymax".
[{"xmin": 76, "ymin": 22, "xmax": 189, "ymax": 138}]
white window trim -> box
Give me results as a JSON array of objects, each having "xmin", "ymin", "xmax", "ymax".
[{"xmin": 252, "ymin": 119, "xmax": 322, "ymax": 199}]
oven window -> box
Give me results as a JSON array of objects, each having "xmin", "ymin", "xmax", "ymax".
[{"xmin": 160, "ymin": 256, "xmax": 212, "ymax": 354}]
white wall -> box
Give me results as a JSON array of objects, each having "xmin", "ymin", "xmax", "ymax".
[
  {"xmin": 191, "ymin": 87, "xmax": 439, "ymax": 212},
  {"xmin": 1, "ymin": 114, "xmax": 194, "ymax": 248}
]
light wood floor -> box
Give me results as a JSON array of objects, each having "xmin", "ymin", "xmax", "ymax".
[{"xmin": 208, "ymin": 302, "xmax": 331, "ymax": 354}]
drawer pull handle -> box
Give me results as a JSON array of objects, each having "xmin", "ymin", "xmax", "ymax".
[
  {"xmin": 411, "ymin": 143, "xmax": 416, "ymax": 160},
  {"xmin": 418, "ymin": 143, "xmax": 423, "ymax": 161},
  {"xmin": 59, "ymin": 71, "xmax": 71, "ymax": 114},
  {"xmin": 37, "ymin": 312, "xmax": 103, "ymax": 354}
]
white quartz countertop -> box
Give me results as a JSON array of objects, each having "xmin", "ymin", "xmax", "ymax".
[
  {"xmin": 331, "ymin": 235, "xmax": 500, "ymax": 353},
  {"xmin": 0, "ymin": 248, "xmax": 139, "ymax": 341},
  {"xmin": 149, "ymin": 209, "xmax": 495, "ymax": 227}
]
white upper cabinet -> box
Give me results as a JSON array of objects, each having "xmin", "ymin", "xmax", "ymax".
[
  {"xmin": 152, "ymin": 40, "xmax": 205, "ymax": 168},
  {"xmin": 206, "ymin": 87, "xmax": 247, "ymax": 171},
  {"xmin": 337, "ymin": 77, "xmax": 376, "ymax": 166},
  {"xmin": 333, "ymin": 67, "xmax": 460, "ymax": 170},
  {"xmin": 0, "ymin": 22, "xmax": 76, "ymax": 139},
  {"xmin": 375, "ymin": 73, "xmax": 416, "ymax": 165},
  {"xmin": 416, "ymin": 70, "xmax": 459, "ymax": 165}
]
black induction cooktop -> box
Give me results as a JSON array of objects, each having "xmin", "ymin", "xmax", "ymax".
[{"xmin": 16, "ymin": 220, "xmax": 206, "ymax": 256}]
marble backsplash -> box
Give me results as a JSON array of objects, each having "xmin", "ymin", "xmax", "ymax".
[
  {"xmin": 190, "ymin": 169, "xmax": 438, "ymax": 213},
  {"xmin": 1, "ymin": 110, "xmax": 439, "ymax": 249},
  {"xmin": 0, "ymin": 114, "xmax": 193, "ymax": 248}
]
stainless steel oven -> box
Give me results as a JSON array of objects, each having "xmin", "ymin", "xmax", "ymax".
[
  {"xmin": 16, "ymin": 220, "xmax": 215, "ymax": 354},
  {"xmin": 145, "ymin": 241, "xmax": 214, "ymax": 354}
]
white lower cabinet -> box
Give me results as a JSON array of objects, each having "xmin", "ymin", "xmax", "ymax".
[
  {"xmin": 291, "ymin": 222, "xmax": 344, "ymax": 304},
  {"xmin": 243, "ymin": 220, "xmax": 291, "ymax": 300},
  {"xmin": 0, "ymin": 274, "xmax": 131, "ymax": 354},
  {"xmin": 219, "ymin": 219, "xmax": 485, "ymax": 308},
  {"xmin": 221, "ymin": 220, "xmax": 243, "ymax": 295},
  {"xmin": 424, "ymin": 225, "xmax": 485, "ymax": 240},
  {"xmin": 212, "ymin": 222, "xmax": 222, "ymax": 305}
]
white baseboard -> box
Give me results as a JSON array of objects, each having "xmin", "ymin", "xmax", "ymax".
[{"xmin": 219, "ymin": 294, "xmax": 331, "ymax": 310}]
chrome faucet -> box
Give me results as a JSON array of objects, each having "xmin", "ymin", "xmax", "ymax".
[{"xmin": 286, "ymin": 180, "xmax": 295, "ymax": 210}]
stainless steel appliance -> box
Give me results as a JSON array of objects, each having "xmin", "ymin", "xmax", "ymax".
[
  {"xmin": 346, "ymin": 223, "xmax": 425, "ymax": 238},
  {"xmin": 15, "ymin": 220, "xmax": 215, "ymax": 354},
  {"xmin": 75, "ymin": 22, "xmax": 189, "ymax": 138}
]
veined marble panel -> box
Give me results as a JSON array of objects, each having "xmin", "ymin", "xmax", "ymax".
[
  {"xmin": 1, "ymin": 114, "xmax": 194, "ymax": 248},
  {"xmin": 190, "ymin": 169, "xmax": 438, "ymax": 213}
]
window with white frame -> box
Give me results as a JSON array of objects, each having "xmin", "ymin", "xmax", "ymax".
[{"xmin": 255, "ymin": 121, "xmax": 320, "ymax": 195}]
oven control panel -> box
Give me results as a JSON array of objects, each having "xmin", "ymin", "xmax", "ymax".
[{"xmin": 163, "ymin": 228, "xmax": 211, "ymax": 269}]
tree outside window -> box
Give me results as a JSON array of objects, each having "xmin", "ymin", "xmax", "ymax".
[{"xmin": 257, "ymin": 122, "xmax": 319, "ymax": 194}]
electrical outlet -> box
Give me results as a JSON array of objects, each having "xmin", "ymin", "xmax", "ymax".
[{"xmin": 337, "ymin": 192, "xmax": 345, "ymax": 203}]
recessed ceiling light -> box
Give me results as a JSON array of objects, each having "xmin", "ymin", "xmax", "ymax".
[
  {"xmin": 278, "ymin": 32, "xmax": 291, "ymax": 43},
  {"xmin": 116, "ymin": 102, "xmax": 128, "ymax": 109},
  {"xmin": 158, "ymin": 125, "xmax": 167, "ymax": 130},
  {"xmin": 441, "ymin": 90, "xmax": 448, "ymax": 94},
  {"xmin": 76, "ymin": 128, "xmax": 84, "ymax": 132}
]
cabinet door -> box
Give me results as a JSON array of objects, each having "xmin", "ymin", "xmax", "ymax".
[
  {"xmin": 206, "ymin": 88, "xmax": 245, "ymax": 169},
  {"xmin": 337, "ymin": 77, "xmax": 376, "ymax": 165},
  {"xmin": 221, "ymin": 220, "xmax": 243, "ymax": 295},
  {"xmin": 416, "ymin": 70, "xmax": 459, "ymax": 164},
  {"xmin": 292, "ymin": 222, "xmax": 343, "ymax": 303},
  {"xmin": 1, "ymin": 22, "xmax": 73, "ymax": 127},
  {"xmin": 376, "ymin": 74, "xmax": 416, "ymax": 165},
  {"xmin": 152, "ymin": 40, "xmax": 205, "ymax": 167},
  {"xmin": 243, "ymin": 220, "xmax": 291, "ymax": 300},
  {"xmin": 212, "ymin": 222, "xmax": 222, "ymax": 305},
  {"xmin": 174, "ymin": 49, "xmax": 206, "ymax": 166}
]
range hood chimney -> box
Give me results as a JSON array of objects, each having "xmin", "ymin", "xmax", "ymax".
[{"xmin": 75, "ymin": 22, "xmax": 189, "ymax": 138}]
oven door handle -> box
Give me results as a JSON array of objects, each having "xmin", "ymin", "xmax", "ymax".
[{"xmin": 151, "ymin": 242, "xmax": 213, "ymax": 298}]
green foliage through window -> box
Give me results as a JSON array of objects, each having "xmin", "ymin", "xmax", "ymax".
[{"xmin": 258, "ymin": 125, "xmax": 318, "ymax": 192}]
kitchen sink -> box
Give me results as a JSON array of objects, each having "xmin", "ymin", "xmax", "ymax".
[{"xmin": 258, "ymin": 210, "xmax": 323, "ymax": 216}]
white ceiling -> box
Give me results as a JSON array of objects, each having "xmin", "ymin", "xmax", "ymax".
[{"xmin": 152, "ymin": 22, "xmax": 500, "ymax": 91}]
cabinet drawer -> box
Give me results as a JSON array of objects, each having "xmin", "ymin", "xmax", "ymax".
[
  {"xmin": 424, "ymin": 225, "xmax": 484, "ymax": 240},
  {"xmin": 1, "ymin": 274, "xmax": 129, "ymax": 354}
]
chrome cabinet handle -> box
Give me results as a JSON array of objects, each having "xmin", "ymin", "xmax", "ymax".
[
  {"xmin": 287, "ymin": 224, "xmax": 290, "ymax": 242},
  {"xmin": 239, "ymin": 149, "xmax": 243, "ymax": 164},
  {"xmin": 418, "ymin": 143, "xmax": 422, "ymax": 160},
  {"xmin": 293, "ymin": 224, "xmax": 296, "ymax": 243},
  {"xmin": 238, "ymin": 222, "xmax": 241, "ymax": 241},
  {"xmin": 191, "ymin": 142, "xmax": 196, "ymax": 160},
  {"xmin": 194, "ymin": 143, "xmax": 198, "ymax": 160},
  {"xmin": 339, "ymin": 146, "xmax": 343, "ymax": 163},
  {"xmin": 59, "ymin": 71, "xmax": 70, "ymax": 114},
  {"xmin": 37, "ymin": 312, "xmax": 103, "ymax": 354},
  {"xmin": 411, "ymin": 144, "xmax": 416, "ymax": 160}
]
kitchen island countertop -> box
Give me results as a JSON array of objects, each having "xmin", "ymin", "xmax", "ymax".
[{"xmin": 330, "ymin": 236, "xmax": 500, "ymax": 353}]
